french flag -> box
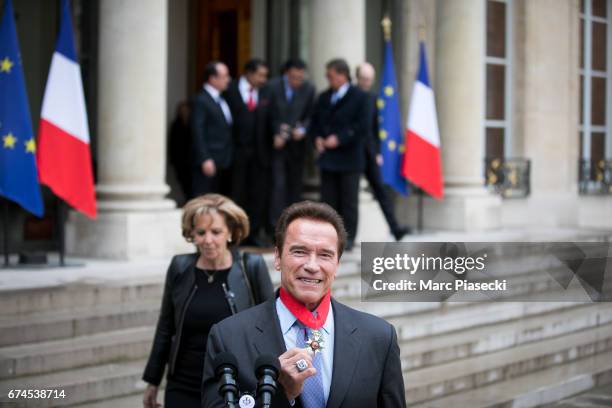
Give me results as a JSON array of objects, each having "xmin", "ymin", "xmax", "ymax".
[
  {"xmin": 402, "ymin": 42, "xmax": 444, "ymax": 199},
  {"xmin": 37, "ymin": 0, "xmax": 97, "ymax": 218}
]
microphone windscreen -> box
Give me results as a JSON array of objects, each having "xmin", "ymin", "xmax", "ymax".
[
  {"xmin": 213, "ymin": 351, "xmax": 238, "ymax": 375},
  {"xmin": 255, "ymin": 354, "xmax": 280, "ymax": 377}
]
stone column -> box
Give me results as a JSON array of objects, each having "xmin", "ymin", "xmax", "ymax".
[
  {"xmin": 422, "ymin": 0, "xmax": 501, "ymax": 230},
  {"xmin": 66, "ymin": 0, "xmax": 191, "ymax": 259},
  {"xmin": 517, "ymin": 0, "xmax": 582, "ymax": 228},
  {"xmin": 309, "ymin": 0, "xmax": 366, "ymax": 90}
]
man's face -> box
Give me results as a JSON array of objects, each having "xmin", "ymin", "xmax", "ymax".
[
  {"xmin": 286, "ymin": 67, "xmax": 305, "ymax": 90},
  {"xmin": 326, "ymin": 68, "xmax": 347, "ymax": 91},
  {"xmin": 275, "ymin": 218, "xmax": 339, "ymax": 310},
  {"xmin": 246, "ymin": 66, "xmax": 269, "ymax": 89},
  {"xmin": 357, "ymin": 70, "xmax": 375, "ymax": 92},
  {"xmin": 209, "ymin": 63, "xmax": 231, "ymax": 92}
]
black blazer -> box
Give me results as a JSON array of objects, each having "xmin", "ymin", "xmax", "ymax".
[
  {"xmin": 224, "ymin": 80, "xmax": 271, "ymax": 166},
  {"xmin": 365, "ymin": 91, "xmax": 381, "ymax": 158},
  {"xmin": 267, "ymin": 77, "xmax": 315, "ymax": 160},
  {"xmin": 201, "ymin": 296, "xmax": 406, "ymax": 408},
  {"xmin": 309, "ymin": 85, "xmax": 369, "ymax": 172},
  {"xmin": 142, "ymin": 250, "xmax": 274, "ymax": 386},
  {"xmin": 190, "ymin": 89, "xmax": 233, "ymax": 170}
]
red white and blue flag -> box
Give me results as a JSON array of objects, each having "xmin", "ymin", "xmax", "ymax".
[
  {"xmin": 37, "ymin": 0, "xmax": 96, "ymax": 218},
  {"xmin": 402, "ymin": 42, "xmax": 444, "ymax": 199}
]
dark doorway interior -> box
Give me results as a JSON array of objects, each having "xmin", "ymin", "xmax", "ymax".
[{"xmin": 195, "ymin": 0, "xmax": 251, "ymax": 86}]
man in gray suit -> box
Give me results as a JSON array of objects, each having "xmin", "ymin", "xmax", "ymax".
[
  {"xmin": 201, "ymin": 201, "xmax": 406, "ymax": 408},
  {"xmin": 190, "ymin": 61, "xmax": 233, "ymax": 196},
  {"xmin": 267, "ymin": 59, "xmax": 315, "ymax": 228}
]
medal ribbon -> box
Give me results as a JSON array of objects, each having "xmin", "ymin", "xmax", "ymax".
[{"xmin": 279, "ymin": 287, "xmax": 331, "ymax": 330}]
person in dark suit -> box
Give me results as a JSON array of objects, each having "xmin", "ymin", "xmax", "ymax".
[
  {"xmin": 224, "ymin": 58, "xmax": 270, "ymax": 246},
  {"xmin": 168, "ymin": 101, "xmax": 193, "ymax": 203},
  {"xmin": 201, "ymin": 201, "xmax": 406, "ymax": 408},
  {"xmin": 310, "ymin": 59, "xmax": 368, "ymax": 250},
  {"xmin": 190, "ymin": 62, "xmax": 233, "ymax": 197},
  {"xmin": 142, "ymin": 194, "xmax": 274, "ymax": 408},
  {"xmin": 267, "ymin": 58, "xmax": 316, "ymax": 228},
  {"xmin": 355, "ymin": 62, "xmax": 411, "ymax": 241}
]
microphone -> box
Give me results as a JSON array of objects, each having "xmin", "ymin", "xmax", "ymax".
[
  {"xmin": 214, "ymin": 352, "xmax": 239, "ymax": 408},
  {"xmin": 254, "ymin": 354, "xmax": 280, "ymax": 408}
]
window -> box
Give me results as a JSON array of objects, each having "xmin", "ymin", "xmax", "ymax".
[
  {"xmin": 485, "ymin": 0, "xmax": 513, "ymax": 162},
  {"xmin": 580, "ymin": 0, "xmax": 611, "ymax": 183}
]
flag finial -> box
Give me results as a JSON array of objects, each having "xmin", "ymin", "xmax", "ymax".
[
  {"xmin": 381, "ymin": 16, "xmax": 392, "ymax": 41},
  {"xmin": 418, "ymin": 25, "xmax": 426, "ymax": 41}
]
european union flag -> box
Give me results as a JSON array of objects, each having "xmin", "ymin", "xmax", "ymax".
[
  {"xmin": 0, "ymin": 0, "xmax": 44, "ymax": 216},
  {"xmin": 378, "ymin": 39, "xmax": 408, "ymax": 195}
]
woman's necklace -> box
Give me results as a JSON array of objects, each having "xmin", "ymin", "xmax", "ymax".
[
  {"xmin": 203, "ymin": 270, "xmax": 215, "ymax": 284},
  {"xmin": 198, "ymin": 251, "xmax": 232, "ymax": 284}
]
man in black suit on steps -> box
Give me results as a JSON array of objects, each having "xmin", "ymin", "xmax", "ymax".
[
  {"xmin": 309, "ymin": 59, "xmax": 368, "ymax": 250},
  {"xmin": 267, "ymin": 58, "xmax": 315, "ymax": 228},
  {"xmin": 224, "ymin": 58, "xmax": 270, "ymax": 246},
  {"xmin": 190, "ymin": 61, "xmax": 233, "ymax": 197}
]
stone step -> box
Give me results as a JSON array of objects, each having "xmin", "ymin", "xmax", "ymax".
[
  {"xmin": 320, "ymin": 293, "xmax": 588, "ymax": 342},
  {"xmin": 0, "ymin": 301, "xmax": 159, "ymax": 348},
  {"xmin": 0, "ymin": 277, "xmax": 164, "ymax": 317},
  {"xmin": 5, "ymin": 304, "xmax": 605, "ymax": 382},
  {"xmin": 0, "ymin": 244, "xmax": 576, "ymax": 317},
  {"xmin": 364, "ymin": 300, "xmax": 586, "ymax": 341},
  {"xmin": 70, "ymin": 392, "xmax": 149, "ymax": 408},
  {"xmin": 6, "ymin": 324, "xmax": 608, "ymax": 407},
  {"xmin": 0, "ymin": 255, "xmax": 355, "ymax": 320},
  {"xmin": 399, "ymin": 303, "xmax": 612, "ymax": 370},
  {"xmin": 540, "ymin": 382, "xmax": 612, "ymax": 408},
  {"xmin": 411, "ymin": 350, "xmax": 612, "ymax": 408},
  {"xmin": 0, "ymin": 327, "xmax": 154, "ymax": 380},
  {"xmin": 404, "ymin": 323, "xmax": 612, "ymax": 404},
  {"xmin": 3, "ymin": 303, "xmax": 602, "ymax": 381},
  {"xmin": 0, "ymin": 278, "xmax": 591, "ymax": 351},
  {"xmin": 0, "ymin": 360, "xmax": 148, "ymax": 407}
]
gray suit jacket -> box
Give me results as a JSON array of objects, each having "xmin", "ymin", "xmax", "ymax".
[
  {"xmin": 201, "ymin": 296, "xmax": 406, "ymax": 408},
  {"xmin": 267, "ymin": 77, "xmax": 315, "ymax": 159}
]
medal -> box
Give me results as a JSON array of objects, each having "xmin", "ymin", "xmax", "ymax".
[{"xmin": 305, "ymin": 329, "xmax": 325, "ymax": 354}]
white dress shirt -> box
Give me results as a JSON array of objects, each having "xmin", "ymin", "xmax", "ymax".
[
  {"xmin": 331, "ymin": 82, "xmax": 350, "ymax": 104},
  {"xmin": 276, "ymin": 296, "xmax": 334, "ymax": 404},
  {"xmin": 239, "ymin": 76, "xmax": 259, "ymax": 106},
  {"xmin": 204, "ymin": 83, "xmax": 232, "ymax": 124}
]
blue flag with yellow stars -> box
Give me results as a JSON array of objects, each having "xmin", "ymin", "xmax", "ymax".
[
  {"xmin": 0, "ymin": 0, "xmax": 44, "ymax": 216},
  {"xmin": 378, "ymin": 39, "xmax": 408, "ymax": 195}
]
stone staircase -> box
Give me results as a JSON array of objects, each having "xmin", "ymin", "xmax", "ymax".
[{"xmin": 0, "ymin": 238, "xmax": 612, "ymax": 407}]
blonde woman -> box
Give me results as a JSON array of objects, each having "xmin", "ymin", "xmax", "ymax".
[{"xmin": 142, "ymin": 194, "xmax": 274, "ymax": 407}]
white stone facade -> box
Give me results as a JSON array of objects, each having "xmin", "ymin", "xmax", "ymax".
[{"xmin": 63, "ymin": 0, "xmax": 611, "ymax": 259}]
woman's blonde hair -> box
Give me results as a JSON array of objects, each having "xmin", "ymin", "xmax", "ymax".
[{"xmin": 181, "ymin": 194, "xmax": 249, "ymax": 245}]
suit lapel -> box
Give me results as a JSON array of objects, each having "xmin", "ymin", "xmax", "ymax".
[
  {"xmin": 326, "ymin": 299, "xmax": 361, "ymax": 408},
  {"xmin": 331, "ymin": 86, "xmax": 353, "ymax": 112},
  {"xmin": 253, "ymin": 298, "xmax": 287, "ymax": 357},
  {"xmin": 203, "ymin": 90, "xmax": 230, "ymax": 126}
]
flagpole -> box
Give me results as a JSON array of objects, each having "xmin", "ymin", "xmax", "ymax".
[
  {"xmin": 417, "ymin": 188, "xmax": 424, "ymax": 233},
  {"xmin": 2, "ymin": 200, "xmax": 9, "ymax": 267},
  {"xmin": 56, "ymin": 197, "xmax": 66, "ymax": 266}
]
